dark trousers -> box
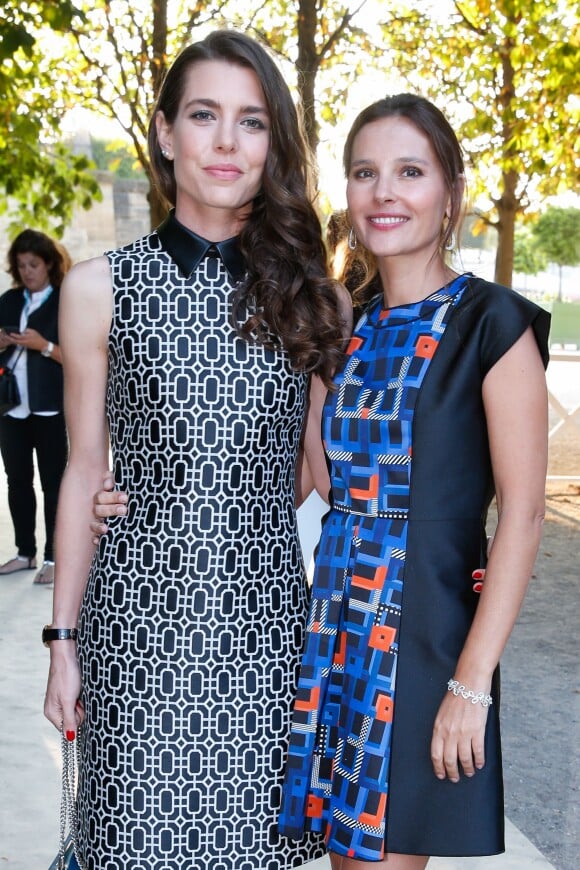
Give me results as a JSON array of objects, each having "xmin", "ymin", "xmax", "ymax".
[{"xmin": 0, "ymin": 413, "xmax": 68, "ymax": 562}]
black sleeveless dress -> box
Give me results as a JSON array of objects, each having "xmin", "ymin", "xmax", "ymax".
[{"xmin": 74, "ymin": 212, "xmax": 325, "ymax": 869}]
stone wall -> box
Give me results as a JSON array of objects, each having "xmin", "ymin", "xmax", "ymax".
[{"xmin": 0, "ymin": 172, "xmax": 151, "ymax": 291}]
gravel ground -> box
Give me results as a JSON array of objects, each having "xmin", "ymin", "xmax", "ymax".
[{"xmin": 494, "ymin": 421, "xmax": 579, "ymax": 870}]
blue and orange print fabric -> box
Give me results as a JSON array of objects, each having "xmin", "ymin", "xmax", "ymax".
[{"xmin": 279, "ymin": 275, "xmax": 470, "ymax": 860}]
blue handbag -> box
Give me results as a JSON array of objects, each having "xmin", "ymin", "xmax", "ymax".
[{"xmin": 48, "ymin": 729, "xmax": 84, "ymax": 870}]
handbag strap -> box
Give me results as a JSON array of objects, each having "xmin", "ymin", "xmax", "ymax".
[
  {"xmin": 4, "ymin": 346, "xmax": 24, "ymax": 372},
  {"xmin": 58, "ymin": 727, "xmax": 86, "ymax": 870}
]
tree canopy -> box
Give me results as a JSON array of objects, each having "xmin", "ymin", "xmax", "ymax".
[
  {"xmin": 533, "ymin": 206, "xmax": 580, "ymax": 299},
  {"xmin": 513, "ymin": 227, "xmax": 548, "ymax": 279},
  {"xmin": 1, "ymin": 0, "xmax": 578, "ymax": 283},
  {"xmin": 380, "ymin": 0, "xmax": 580, "ymax": 286},
  {"xmin": 59, "ymin": 0, "xmax": 374, "ymax": 225},
  {"xmin": 0, "ymin": 1, "xmax": 101, "ymax": 237}
]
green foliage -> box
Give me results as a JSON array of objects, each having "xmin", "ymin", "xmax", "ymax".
[
  {"xmin": 0, "ymin": 1, "xmax": 83, "ymax": 60},
  {"xmin": 90, "ymin": 138, "xmax": 146, "ymax": 179},
  {"xmin": 3, "ymin": 0, "xmax": 577, "ymax": 255},
  {"xmin": 379, "ymin": 0, "xmax": 580, "ymax": 285},
  {"xmin": 513, "ymin": 227, "xmax": 548, "ymax": 276},
  {"xmin": 0, "ymin": 1, "xmax": 101, "ymax": 237},
  {"xmin": 56, "ymin": 0, "xmax": 375, "ymax": 225},
  {"xmin": 532, "ymin": 207, "xmax": 580, "ymax": 269}
]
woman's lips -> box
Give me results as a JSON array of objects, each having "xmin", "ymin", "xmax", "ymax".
[{"xmin": 204, "ymin": 164, "xmax": 243, "ymax": 180}]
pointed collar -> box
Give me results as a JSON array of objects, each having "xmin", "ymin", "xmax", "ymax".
[{"xmin": 156, "ymin": 209, "xmax": 246, "ymax": 283}]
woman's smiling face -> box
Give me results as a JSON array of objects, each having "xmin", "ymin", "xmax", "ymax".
[{"xmin": 346, "ymin": 115, "xmax": 451, "ymax": 266}]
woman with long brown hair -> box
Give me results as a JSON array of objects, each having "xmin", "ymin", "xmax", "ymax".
[
  {"xmin": 280, "ymin": 94, "xmax": 549, "ymax": 869},
  {"xmin": 44, "ymin": 30, "xmax": 348, "ymax": 869}
]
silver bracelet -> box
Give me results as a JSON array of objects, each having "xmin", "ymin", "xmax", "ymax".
[{"xmin": 447, "ymin": 678, "xmax": 493, "ymax": 708}]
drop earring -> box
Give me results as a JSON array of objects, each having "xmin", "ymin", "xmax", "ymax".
[
  {"xmin": 444, "ymin": 231, "xmax": 456, "ymax": 252},
  {"xmin": 348, "ymin": 228, "xmax": 357, "ymax": 251}
]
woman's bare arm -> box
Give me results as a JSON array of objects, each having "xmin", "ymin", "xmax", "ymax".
[
  {"xmin": 431, "ymin": 326, "xmax": 548, "ymax": 782},
  {"xmin": 44, "ymin": 256, "xmax": 112, "ymax": 737}
]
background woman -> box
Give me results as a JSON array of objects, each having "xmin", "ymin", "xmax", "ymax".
[
  {"xmin": 43, "ymin": 30, "xmax": 348, "ymax": 870},
  {"xmin": 0, "ymin": 229, "xmax": 69, "ymax": 585},
  {"xmin": 279, "ymin": 94, "xmax": 550, "ymax": 869}
]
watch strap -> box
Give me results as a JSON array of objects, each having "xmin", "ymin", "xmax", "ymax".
[{"xmin": 42, "ymin": 625, "xmax": 78, "ymax": 647}]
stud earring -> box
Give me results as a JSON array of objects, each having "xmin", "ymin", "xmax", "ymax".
[
  {"xmin": 348, "ymin": 228, "xmax": 357, "ymax": 251},
  {"xmin": 161, "ymin": 149, "xmax": 170, "ymax": 159}
]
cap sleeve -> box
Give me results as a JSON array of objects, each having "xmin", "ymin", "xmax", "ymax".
[{"xmin": 466, "ymin": 279, "xmax": 551, "ymax": 375}]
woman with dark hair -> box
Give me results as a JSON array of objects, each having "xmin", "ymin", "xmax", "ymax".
[
  {"xmin": 43, "ymin": 29, "xmax": 347, "ymax": 870},
  {"xmin": 0, "ymin": 229, "xmax": 69, "ymax": 584},
  {"xmin": 279, "ymin": 94, "xmax": 550, "ymax": 868}
]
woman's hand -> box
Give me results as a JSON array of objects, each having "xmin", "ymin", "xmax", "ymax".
[
  {"xmin": 90, "ymin": 471, "xmax": 128, "ymax": 543},
  {"xmin": 10, "ymin": 327, "xmax": 48, "ymax": 352},
  {"xmin": 44, "ymin": 644, "xmax": 84, "ymax": 738},
  {"xmin": 0, "ymin": 328, "xmax": 18, "ymax": 349},
  {"xmin": 430, "ymin": 685, "xmax": 490, "ymax": 782}
]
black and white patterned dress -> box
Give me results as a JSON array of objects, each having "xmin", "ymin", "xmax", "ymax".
[{"xmin": 75, "ymin": 212, "xmax": 325, "ymax": 869}]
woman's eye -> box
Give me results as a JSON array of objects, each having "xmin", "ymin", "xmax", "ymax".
[
  {"xmin": 242, "ymin": 117, "xmax": 267, "ymax": 130},
  {"xmin": 354, "ymin": 168, "xmax": 374, "ymax": 179},
  {"xmin": 402, "ymin": 166, "xmax": 422, "ymax": 177},
  {"xmin": 191, "ymin": 110, "xmax": 214, "ymax": 121}
]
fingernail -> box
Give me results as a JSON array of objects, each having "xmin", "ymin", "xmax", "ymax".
[
  {"xmin": 472, "ymin": 569, "xmax": 484, "ymax": 580},
  {"xmin": 472, "ymin": 581, "xmax": 483, "ymax": 593},
  {"xmin": 66, "ymin": 730, "xmax": 76, "ymax": 742}
]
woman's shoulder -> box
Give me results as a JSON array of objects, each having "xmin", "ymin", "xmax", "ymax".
[
  {"xmin": 461, "ymin": 275, "xmax": 551, "ymax": 369},
  {"xmin": 464, "ymin": 275, "xmax": 546, "ymax": 315},
  {"xmin": 62, "ymin": 256, "xmax": 113, "ymax": 306},
  {"xmin": 0, "ymin": 285, "xmax": 24, "ymax": 303},
  {"xmin": 65, "ymin": 254, "xmax": 110, "ymax": 282}
]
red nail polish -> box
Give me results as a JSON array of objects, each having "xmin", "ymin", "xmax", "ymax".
[
  {"xmin": 66, "ymin": 730, "xmax": 76, "ymax": 742},
  {"xmin": 472, "ymin": 581, "xmax": 483, "ymax": 593},
  {"xmin": 472, "ymin": 569, "xmax": 484, "ymax": 580}
]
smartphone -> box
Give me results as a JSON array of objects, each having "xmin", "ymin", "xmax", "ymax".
[{"xmin": 1, "ymin": 326, "xmax": 21, "ymax": 335}]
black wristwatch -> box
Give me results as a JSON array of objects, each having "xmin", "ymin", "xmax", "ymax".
[{"xmin": 42, "ymin": 625, "xmax": 78, "ymax": 647}]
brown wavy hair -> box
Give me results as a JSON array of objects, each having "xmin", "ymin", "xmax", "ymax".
[
  {"xmin": 147, "ymin": 29, "xmax": 345, "ymax": 387},
  {"xmin": 342, "ymin": 93, "xmax": 466, "ymax": 307},
  {"xmin": 7, "ymin": 229, "xmax": 70, "ymax": 289}
]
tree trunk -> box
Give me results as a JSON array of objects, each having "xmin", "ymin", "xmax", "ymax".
[
  {"xmin": 494, "ymin": 170, "xmax": 518, "ymax": 287},
  {"xmin": 148, "ymin": 0, "xmax": 169, "ymax": 229},
  {"xmin": 494, "ymin": 34, "xmax": 518, "ymax": 288},
  {"xmin": 151, "ymin": 0, "xmax": 168, "ymax": 97},
  {"xmin": 296, "ymin": 0, "xmax": 320, "ymax": 161}
]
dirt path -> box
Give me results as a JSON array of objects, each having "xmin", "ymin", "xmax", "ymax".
[{"xmin": 498, "ymin": 426, "xmax": 579, "ymax": 870}]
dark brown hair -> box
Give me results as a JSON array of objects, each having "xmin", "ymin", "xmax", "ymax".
[
  {"xmin": 148, "ymin": 29, "xmax": 345, "ymax": 386},
  {"xmin": 7, "ymin": 229, "xmax": 70, "ymax": 289},
  {"xmin": 342, "ymin": 93, "xmax": 466, "ymax": 306}
]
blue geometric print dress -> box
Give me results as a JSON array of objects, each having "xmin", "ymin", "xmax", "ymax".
[{"xmin": 279, "ymin": 275, "xmax": 469, "ymax": 861}]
